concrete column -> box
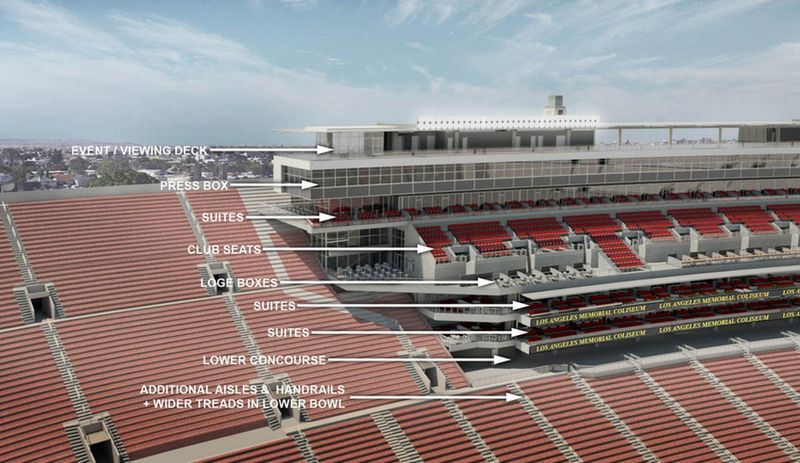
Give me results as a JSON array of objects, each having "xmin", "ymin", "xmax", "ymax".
[
  {"xmin": 718, "ymin": 127, "xmax": 723, "ymax": 144},
  {"xmin": 668, "ymin": 127, "xmax": 673, "ymax": 145},
  {"xmin": 617, "ymin": 128, "xmax": 623, "ymax": 145},
  {"xmin": 565, "ymin": 129, "xmax": 572, "ymax": 146}
]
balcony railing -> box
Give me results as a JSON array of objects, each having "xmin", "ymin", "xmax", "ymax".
[{"xmin": 440, "ymin": 333, "xmax": 513, "ymax": 347}]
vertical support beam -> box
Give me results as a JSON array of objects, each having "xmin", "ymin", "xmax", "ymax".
[
  {"xmin": 668, "ymin": 127, "xmax": 673, "ymax": 145},
  {"xmin": 617, "ymin": 128, "xmax": 623, "ymax": 145},
  {"xmin": 718, "ymin": 126, "xmax": 723, "ymax": 144}
]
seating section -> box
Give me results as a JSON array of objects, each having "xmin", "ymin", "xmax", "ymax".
[
  {"xmin": 330, "ymin": 206, "xmax": 351, "ymax": 223},
  {"xmin": 719, "ymin": 205, "xmax": 776, "ymax": 234},
  {"xmin": 563, "ymin": 213, "xmax": 620, "ymax": 236},
  {"xmin": 0, "ymin": 229, "xmax": 25, "ymax": 329},
  {"xmin": 564, "ymin": 214, "xmax": 643, "ymax": 269},
  {"xmin": 196, "ymin": 346, "xmax": 800, "ymax": 463},
  {"xmin": 669, "ymin": 208, "xmax": 727, "ymax": 237},
  {"xmin": 768, "ymin": 203, "xmax": 800, "ymax": 225},
  {"xmin": 588, "ymin": 374, "xmax": 720, "ymax": 463},
  {"xmin": 303, "ymin": 416, "xmax": 398, "ymax": 463},
  {"xmin": 261, "ymin": 219, "xmax": 332, "ymax": 298},
  {"xmin": 703, "ymin": 355, "xmax": 800, "ymax": 449},
  {"xmin": 525, "ymin": 274, "xmax": 800, "ymax": 341},
  {"xmin": 187, "ymin": 190, "xmax": 276, "ymax": 283},
  {"xmin": 507, "ymin": 217, "xmax": 568, "ymax": 249},
  {"xmin": 594, "ymin": 234, "xmax": 645, "ymax": 269},
  {"xmin": 196, "ymin": 437, "xmax": 306, "ymax": 463},
  {"xmin": 416, "ymin": 225, "xmax": 452, "ymax": 263},
  {"xmin": 449, "ymin": 221, "xmax": 512, "ymax": 254},
  {"xmin": 314, "ymin": 188, "xmax": 800, "ymax": 225},
  {"xmin": 457, "ymin": 387, "xmax": 566, "ymax": 462},
  {"xmin": 649, "ymin": 364, "xmax": 791, "ymax": 463},
  {"xmin": 235, "ymin": 291, "xmax": 426, "ymax": 420},
  {"xmin": 234, "ymin": 187, "xmax": 331, "ymax": 289},
  {"xmin": 0, "ymin": 327, "xmax": 76, "ymax": 463},
  {"xmin": 56, "ymin": 299, "xmax": 266, "ymax": 460},
  {"xmin": 392, "ymin": 402, "xmax": 485, "ymax": 462},
  {"xmin": 362, "ymin": 303, "xmax": 469, "ymax": 388},
  {"xmin": 518, "ymin": 376, "xmax": 644, "ymax": 462},
  {"xmin": 10, "ymin": 194, "xmax": 208, "ymax": 316},
  {"xmin": 754, "ymin": 349, "xmax": 800, "ymax": 394},
  {"xmin": 618, "ymin": 210, "xmax": 676, "ymax": 240}
]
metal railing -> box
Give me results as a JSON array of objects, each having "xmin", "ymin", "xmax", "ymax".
[
  {"xmin": 425, "ymin": 306, "xmax": 514, "ymax": 316},
  {"xmin": 311, "ymin": 141, "xmax": 800, "ymax": 161},
  {"xmin": 440, "ymin": 333, "xmax": 512, "ymax": 347}
]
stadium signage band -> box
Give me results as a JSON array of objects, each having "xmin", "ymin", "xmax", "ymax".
[
  {"xmin": 529, "ymin": 286, "xmax": 800, "ymax": 327},
  {"xmin": 531, "ymin": 308, "xmax": 800, "ymax": 353}
]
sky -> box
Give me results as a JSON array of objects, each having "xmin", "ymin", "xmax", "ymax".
[{"xmin": 0, "ymin": 0, "xmax": 798, "ymax": 145}]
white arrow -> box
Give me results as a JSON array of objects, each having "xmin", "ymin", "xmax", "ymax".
[
  {"xmin": 281, "ymin": 277, "xmax": 494, "ymax": 287},
  {"xmin": 350, "ymin": 393, "xmax": 521, "ymax": 402},
  {"xmin": 513, "ymin": 302, "xmax": 531, "ymax": 311},
  {"xmin": 297, "ymin": 301, "xmax": 528, "ymax": 310},
  {"xmin": 311, "ymin": 328, "xmax": 527, "ymax": 337},
  {"xmin": 245, "ymin": 212, "xmax": 335, "ymax": 222},
  {"xmin": 230, "ymin": 180, "xmax": 318, "ymax": 190},
  {"xmin": 328, "ymin": 355, "xmax": 510, "ymax": 365},
  {"xmin": 243, "ymin": 244, "xmax": 432, "ymax": 254},
  {"xmin": 210, "ymin": 145, "xmax": 333, "ymax": 155}
]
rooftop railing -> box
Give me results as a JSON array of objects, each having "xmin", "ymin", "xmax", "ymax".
[{"xmin": 308, "ymin": 141, "xmax": 800, "ymax": 161}]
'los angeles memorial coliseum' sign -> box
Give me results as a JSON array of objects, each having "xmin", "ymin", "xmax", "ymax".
[
  {"xmin": 531, "ymin": 308, "xmax": 800, "ymax": 353},
  {"xmin": 528, "ymin": 286, "xmax": 800, "ymax": 327}
]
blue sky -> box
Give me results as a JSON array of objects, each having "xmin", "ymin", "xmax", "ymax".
[{"xmin": 0, "ymin": 0, "xmax": 798, "ymax": 144}]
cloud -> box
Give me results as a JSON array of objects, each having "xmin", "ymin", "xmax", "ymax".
[
  {"xmin": 279, "ymin": 0, "xmax": 318, "ymax": 8},
  {"xmin": 0, "ymin": 0, "xmax": 796, "ymax": 146},
  {"xmin": 524, "ymin": 12, "xmax": 552, "ymax": 24},
  {"xmin": 246, "ymin": 0, "xmax": 318, "ymax": 8},
  {"xmin": 680, "ymin": 0, "xmax": 774, "ymax": 27},
  {"xmin": 572, "ymin": 53, "xmax": 618, "ymax": 69},
  {"xmin": 109, "ymin": 14, "xmax": 264, "ymax": 67},
  {"xmin": 386, "ymin": 0, "xmax": 527, "ymax": 27},
  {"xmin": 411, "ymin": 64, "xmax": 446, "ymax": 93},
  {"xmin": 405, "ymin": 41, "xmax": 428, "ymax": 51},
  {"xmin": 0, "ymin": 0, "xmax": 119, "ymax": 51},
  {"xmin": 293, "ymin": 49, "xmax": 347, "ymax": 66}
]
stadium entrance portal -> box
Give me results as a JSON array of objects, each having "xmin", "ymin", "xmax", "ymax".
[{"xmin": 24, "ymin": 283, "xmax": 54, "ymax": 322}]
